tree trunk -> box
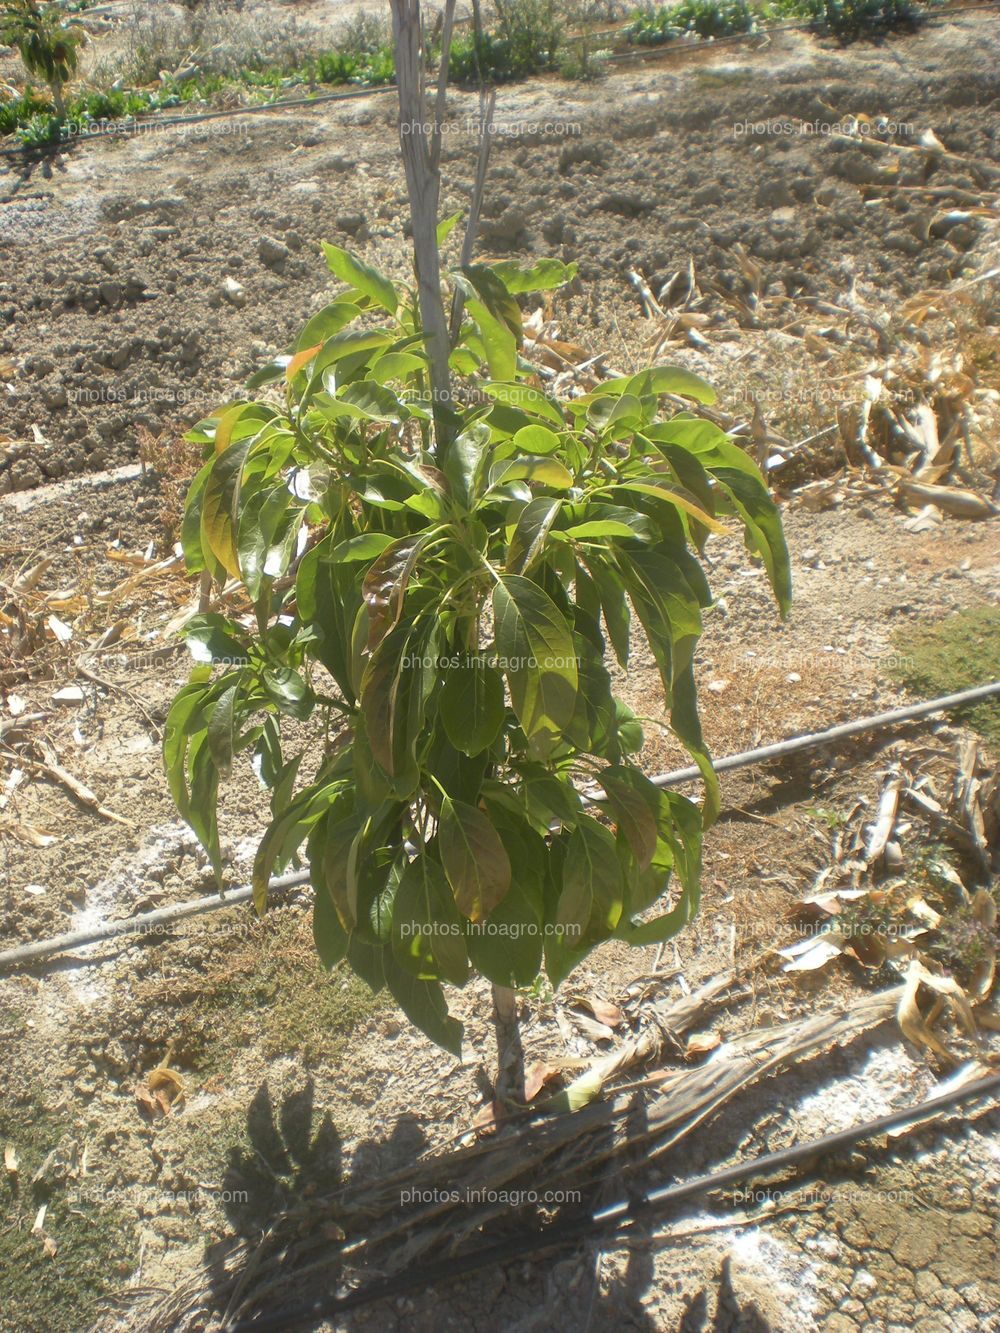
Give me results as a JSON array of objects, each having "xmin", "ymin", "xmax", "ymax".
[
  {"xmin": 492, "ymin": 982, "xmax": 526, "ymax": 1111},
  {"xmin": 389, "ymin": 0, "xmax": 456, "ymax": 456}
]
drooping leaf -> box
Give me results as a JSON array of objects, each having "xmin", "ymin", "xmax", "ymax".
[
  {"xmin": 201, "ymin": 440, "xmax": 252, "ymax": 577},
  {"xmin": 391, "ymin": 852, "xmax": 469, "ymax": 985},
  {"xmin": 252, "ymin": 779, "xmax": 346, "ymax": 913},
  {"xmin": 471, "ymin": 803, "xmax": 547, "ymax": 987},
  {"xmin": 598, "ymin": 766, "xmax": 661, "ymax": 871},
  {"xmin": 382, "ymin": 954, "xmax": 463, "ymax": 1056},
  {"xmin": 444, "ymin": 422, "xmax": 491, "ymax": 509},
  {"xmin": 492, "ymin": 574, "xmax": 578, "ymax": 758},
  {"xmin": 361, "ymin": 620, "xmax": 436, "ymax": 796},
  {"xmin": 439, "ymin": 796, "xmax": 512, "ymax": 922},
  {"xmin": 556, "ymin": 814, "xmax": 624, "ymax": 945},
  {"xmin": 438, "ymin": 655, "xmax": 505, "ymax": 756},
  {"xmin": 312, "ymin": 870, "xmax": 349, "ymax": 969},
  {"xmin": 206, "ymin": 684, "xmax": 238, "ymax": 779},
  {"xmin": 362, "ymin": 533, "xmax": 428, "ymax": 650}
]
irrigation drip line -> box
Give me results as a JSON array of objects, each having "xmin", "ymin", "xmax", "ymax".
[
  {"xmin": 649, "ymin": 679, "xmax": 1000, "ymax": 789},
  {"xmin": 228, "ymin": 1067, "xmax": 1000, "ymax": 1331},
  {"xmin": 1, "ymin": 1, "xmax": 997, "ymax": 161},
  {"xmin": 0, "ymin": 680, "xmax": 996, "ymax": 973},
  {"xmin": 0, "ymin": 869, "xmax": 311, "ymax": 971}
]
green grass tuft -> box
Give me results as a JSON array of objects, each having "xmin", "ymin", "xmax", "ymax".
[
  {"xmin": 889, "ymin": 606, "xmax": 1000, "ymax": 746},
  {"xmin": 0, "ymin": 1088, "xmax": 137, "ymax": 1333}
]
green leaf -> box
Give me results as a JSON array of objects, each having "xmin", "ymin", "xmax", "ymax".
[
  {"xmin": 206, "ymin": 684, "xmax": 238, "ymax": 779},
  {"xmin": 439, "ymin": 656, "xmax": 505, "ymax": 756},
  {"xmin": 615, "ymin": 700, "xmax": 644, "ymax": 755},
  {"xmin": 488, "ymin": 258, "xmax": 578, "ymax": 294},
  {"xmin": 484, "ymin": 388, "xmax": 564, "ymax": 430},
  {"xmin": 296, "ymin": 300, "xmax": 360, "ymax": 351},
  {"xmin": 338, "ymin": 380, "xmax": 405, "ymax": 422},
  {"xmin": 444, "ymin": 422, "xmax": 491, "ymax": 509},
  {"xmin": 360, "ymin": 620, "xmax": 435, "ymax": 796},
  {"xmin": 511, "ymin": 423, "xmax": 563, "ymax": 453},
  {"xmin": 506, "ymin": 497, "xmax": 562, "ymax": 575},
  {"xmin": 327, "ymin": 532, "xmax": 396, "ymax": 564},
  {"xmin": 438, "ymin": 796, "xmax": 512, "ymax": 923},
  {"xmin": 321, "ymin": 242, "xmax": 398, "ymax": 314},
  {"xmin": 312, "ymin": 873, "xmax": 349, "ymax": 968},
  {"xmin": 598, "ymin": 766, "xmax": 660, "ymax": 870},
  {"xmin": 563, "ymin": 520, "xmax": 639, "ymax": 540},
  {"xmin": 492, "ymin": 574, "xmax": 578, "ymax": 759},
  {"xmin": 391, "ymin": 852, "xmax": 469, "ymax": 984},
  {"xmin": 262, "ymin": 665, "xmax": 310, "ymax": 721},
  {"xmin": 470, "ymin": 804, "xmax": 547, "ymax": 987},
  {"xmin": 382, "ymin": 954, "xmax": 463, "ymax": 1056},
  {"xmin": 557, "ymin": 814, "xmax": 624, "ymax": 945},
  {"xmin": 372, "ymin": 351, "xmax": 427, "ymax": 386},
  {"xmin": 180, "ymin": 613, "xmax": 248, "ymax": 666},
  {"xmin": 491, "ymin": 456, "xmax": 574, "ymax": 491},
  {"xmin": 437, "ymin": 211, "xmax": 463, "ymax": 244},
  {"xmin": 625, "ymin": 365, "xmax": 716, "ymax": 404}
]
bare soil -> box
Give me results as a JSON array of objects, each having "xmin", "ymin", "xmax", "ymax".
[{"xmin": 1, "ymin": 10, "xmax": 1000, "ymax": 1333}]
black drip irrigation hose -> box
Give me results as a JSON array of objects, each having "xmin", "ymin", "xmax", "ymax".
[
  {"xmin": 0, "ymin": 680, "xmax": 997, "ymax": 973},
  {"xmin": 228, "ymin": 1068, "xmax": 1000, "ymax": 1331},
  {"xmin": 1, "ymin": 2, "xmax": 997, "ymax": 161}
]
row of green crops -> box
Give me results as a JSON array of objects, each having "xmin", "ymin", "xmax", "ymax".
[
  {"xmin": 626, "ymin": 0, "xmax": 922, "ymax": 44},
  {"xmin": 1, "ymin": 0, "xmax": 929, "ymax": 146},
  {"xmin": 0, "ymin": 43, "xmax": 398, "ymax": 146}
]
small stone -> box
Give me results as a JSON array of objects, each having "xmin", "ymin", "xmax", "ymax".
[
  {"xmin": 258, "ymin": 235, "xmax": 289, "ymax": 269},
  {"xmin": 52, "ymin": 685, "xmax": 86, "ymax": 705},
  {"xmin": 336, "ymin": 213, "xmax": 368, "ymax": 238},
  {"xmin": 42, "ymin": 381, "xmax": 68, "ymax": 410},
  {"xmin": 756, "ymin": 179, "xmax": 794, "ymax": 209},
  {"xmin": 692, "ymin": 183, "xmax": 723, "ymax": 207},
  {"xmin": 222, "ymin": 277, "xmax": 246, "ymax": 307},
  {"xmin": 99, "ymin": 280, "xmax": 123, "ymax": 307}
]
